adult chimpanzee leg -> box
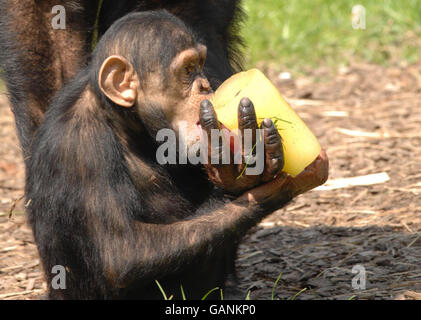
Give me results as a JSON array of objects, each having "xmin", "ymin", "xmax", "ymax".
[{"xmin": 0, "ymin": 0, "xmax": 99, "ymax": 165}]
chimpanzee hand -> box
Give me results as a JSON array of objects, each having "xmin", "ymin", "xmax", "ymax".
[
  {"xmin": 236, "ymin": 149, "xmax": 329, "ymax": 212},
  {"xmin": 199, "ymin": 97, "xmax": 285, "ymax": 195}
]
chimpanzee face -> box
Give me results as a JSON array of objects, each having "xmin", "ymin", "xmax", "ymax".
[{"xmin": 98, "ymin": 44, "xmax": 212, "ymax": 150}]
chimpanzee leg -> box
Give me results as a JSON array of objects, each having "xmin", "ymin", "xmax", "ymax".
[{"xmin": 0, "ymin": 0, "xmax": 99, "ymax": 164}]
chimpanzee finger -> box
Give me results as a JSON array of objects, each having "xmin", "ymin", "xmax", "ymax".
[
  {"xmin": 200, "ymin": 99, "xmax": 229, "ymax": 164},
  {"xmin": 261, "ymin": 118, "xmax": 284, "ymax": 182},
  {"xmin": 236, "ymin": 98, "xmax": 260, "ymax": 183},
  {"xmin": 199, "ymin": 99, "xmax": 235, "ymax": 186}
]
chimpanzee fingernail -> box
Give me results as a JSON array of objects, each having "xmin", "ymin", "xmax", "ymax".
[
  {"xmin": 239, "ymin": 97, "xmax": 252, "ymax": 111},
  {"xmin": 262, "ymin": 118, "xmax": 273, "ymax": 128},
  {"xmin": 200, "ymin": 99, "xmax": 213, "ymax": 111},
  {"xmin": 200, "ymin": 100, "xmax": 214, "ymax": 119}
]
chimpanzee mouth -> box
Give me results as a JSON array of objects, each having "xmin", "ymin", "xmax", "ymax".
[{"xmin": 195, "ymin": 121, "xmax": 202, "ymax": 141}]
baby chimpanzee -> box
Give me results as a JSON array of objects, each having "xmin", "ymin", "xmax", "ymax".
[{"xmin": 26, "ymin": 10, "xmax": 328, "ymax": 299}]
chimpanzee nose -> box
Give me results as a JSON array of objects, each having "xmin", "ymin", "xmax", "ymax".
[{"xmin": 199, "ymin": 78, "xmax": 211, "ymax": 93}]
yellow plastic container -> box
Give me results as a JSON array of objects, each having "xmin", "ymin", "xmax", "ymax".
[{"xmin": 210, "ymin": 69, "xmax": 321, "ymax": 177}]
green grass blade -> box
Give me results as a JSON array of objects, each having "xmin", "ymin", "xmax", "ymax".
[
  {"xmin": 180, "ymin": 285, "xmax": 187, "ymax": 301},
  {"xmin": 290, "ymin": 288, "xmax": 307, "ymax": 300},
  {"xmin": 236, "ymin": 142, "xmax": 257, "ymax": 180},
  {"xmin": 245, "ymin": 290, "xmax": 252, "ymax": 300},
  {"xmin": 201, "ymin": 287, "xmax": 220, "ymax": 300},
  {"xmin": 155, "ymin": 280, "xmax": 168, "ymax": 300},
  {"xmin": 271, "ymin": 272, "xmax": 283, "ymax": 300}
]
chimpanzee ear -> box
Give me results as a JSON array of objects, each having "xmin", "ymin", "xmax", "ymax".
[{"xmin": 99, "ymin": 55, "xmax": 139, "ymax": 107}]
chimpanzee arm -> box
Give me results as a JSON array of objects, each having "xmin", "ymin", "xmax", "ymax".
[{"xmin": 106, "ymin": 184, "xmax": 292, "ymax": 287}]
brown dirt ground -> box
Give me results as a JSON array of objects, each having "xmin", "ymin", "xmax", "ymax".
[{"xmin": 1, "ymin": 62, "xmax": 420, "ymax": 300}]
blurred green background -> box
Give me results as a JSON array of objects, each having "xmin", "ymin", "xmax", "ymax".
[
  {"xmin": 241, "ymin": 0, "xmax": 421, "ymax": 72},
  {"xmin": 1, "ymin": 0, "xmax": 421, "ymax": 83}
]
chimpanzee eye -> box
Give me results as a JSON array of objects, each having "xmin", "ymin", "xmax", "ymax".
[{"xmin": 185, "ymin": 64, "xmax": 195, "ymax": 76}]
